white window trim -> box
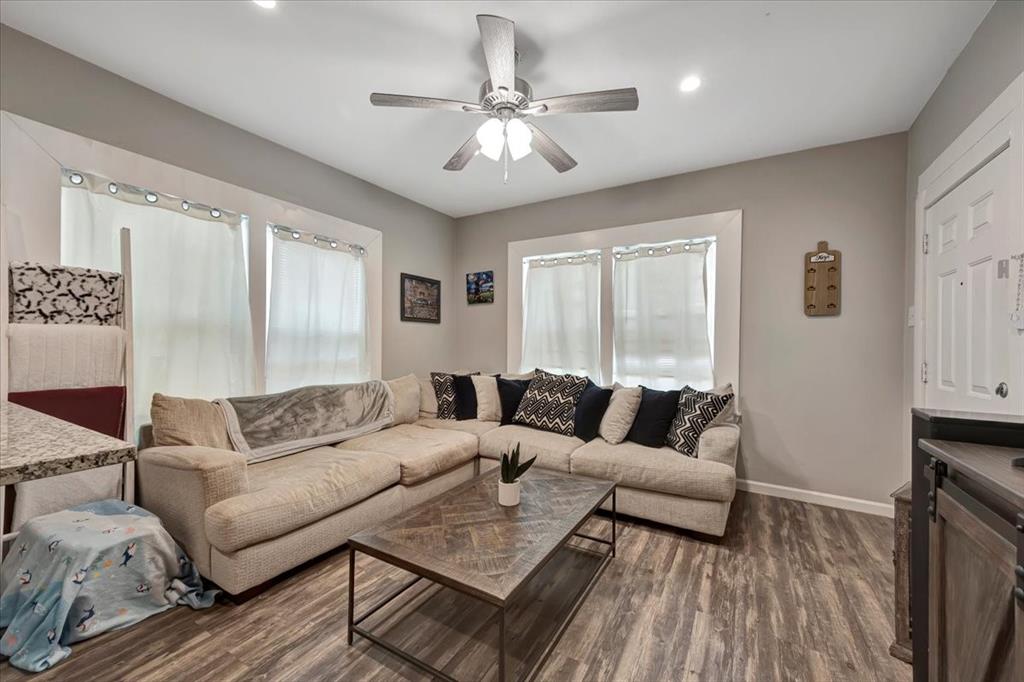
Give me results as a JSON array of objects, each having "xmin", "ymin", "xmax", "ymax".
[
  {"xmin": 0, "ymin": 111, "xmax": 383, "ymax": 392},
  {"xmin": 507, "ymin": 210, "xmax": 742, "ymax": 394}
]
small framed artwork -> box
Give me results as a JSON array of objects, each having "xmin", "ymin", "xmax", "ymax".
[
  {"xmin": 400, "ymin": 273, "xmax": 441, "ymax": 323},
  {"xmin": 466, "ymin": 270, "xmax": 494, "ymax": 304}
]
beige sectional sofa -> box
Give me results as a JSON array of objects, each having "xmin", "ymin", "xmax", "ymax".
[{"xmin": 137, "ymin": 379, "xmax": 739, "ymax": 595}]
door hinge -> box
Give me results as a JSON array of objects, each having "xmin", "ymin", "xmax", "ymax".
[
  {"xmin": 922, "ymin": 233, "xmax": 929, "ymax": 255},
  {"xmin": 920, "ymin": 362, "xmax": 928, "ymax": 384}
]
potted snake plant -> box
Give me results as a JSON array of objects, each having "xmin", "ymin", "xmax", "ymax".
[{"xmin": 498, "ymin": 443, "xmax": 536, "ymax": 507}]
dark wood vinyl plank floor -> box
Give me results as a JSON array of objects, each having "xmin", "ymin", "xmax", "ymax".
[{"xmin": 1, "ymin": 491, "xmax": 911, "ymax": 681}]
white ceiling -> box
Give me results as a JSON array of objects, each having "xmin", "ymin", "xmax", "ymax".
[{"xmin": 0, "ymin": 1, "xmax": 991, "ymax": 217}]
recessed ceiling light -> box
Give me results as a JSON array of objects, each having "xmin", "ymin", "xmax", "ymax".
[
  {"xmin": 253, "ymin": 0, "xmax": 277, "ymax": 8},
  {"xmin": 679, "ymin": 75, "xmax": 702, "ymax": 93}
]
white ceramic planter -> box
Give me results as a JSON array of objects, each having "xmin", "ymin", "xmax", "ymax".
[{"xmin": 498, "ymin": 480, "xmax": 521, "ymax": 507}]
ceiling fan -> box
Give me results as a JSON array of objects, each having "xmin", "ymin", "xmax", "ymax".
[{"xmin": 370, "ymin": 14, "xmax": 639, "ymax": 178}]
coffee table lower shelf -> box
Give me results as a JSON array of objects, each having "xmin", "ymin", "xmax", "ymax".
[{"xmin": 347, "ymin": 488, "xmax": 616, "ymax": 682}]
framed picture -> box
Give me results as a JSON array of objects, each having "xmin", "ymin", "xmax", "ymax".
[
  {"xmin": 400, "ymin": 273, "xmax": 441, "ymax": 323},
  {"xmin": 466, "ymin": 270, "xmax": 494, "ymax": 304}
]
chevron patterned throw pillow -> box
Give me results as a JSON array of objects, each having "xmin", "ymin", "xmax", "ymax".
[
  {"xmin": 667, "ymin": 386, "xmax": 734, "ymax": 457},
  {"xmin": 513, "ymin": 370, "xmax": 588, "ymax": 436},
  {"xmin": 430, "ymin": 372, "xmax": 458, "ymax": 419}
]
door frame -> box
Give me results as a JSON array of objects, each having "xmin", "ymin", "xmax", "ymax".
[{"xmin": 913, "ymin": 72, "xmax": 1024, "ymax": 409}]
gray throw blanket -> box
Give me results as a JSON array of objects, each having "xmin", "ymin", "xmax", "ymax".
[{"xmin": 216, "ymin": 381, "xmax": 393, "ymax": 462}]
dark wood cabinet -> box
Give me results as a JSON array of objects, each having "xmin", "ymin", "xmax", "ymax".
[
  {"xmin": 917, "ymin": 437, "xmax": 1024, "ymax": 682},
  {"xmin": 910, "ymin": 408, "xmax": 1024, "ymax": 682},
  {"xmin": 928, "ymin": 486, "xmax": 1018, "ymax": 681}
]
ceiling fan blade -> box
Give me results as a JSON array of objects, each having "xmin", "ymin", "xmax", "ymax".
[
  {"xmin": 530, "ymin": 88, "xmax": 639, "ymax": 116},
  {"xmin": 370, "ymin": 93, "xmax": 483, "ymax": 113},
  {"xmin": 525, "ymin": 122, "xmax": 577, "ymax": 173},
  {"xmin": 477, "ymin": 15, "xmax": 516, "ymax": 95},
  {"xmin": 443, "ymin": 134, "xmax": 482, "ymax": 171}
]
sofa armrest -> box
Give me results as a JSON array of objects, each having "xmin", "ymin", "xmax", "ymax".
[
  {"xmin": 696, "ymin": 424, "xmax": 740, "ymax": 468},
  {"xmin": 137, "ymin": 446, "xmax": 249, "ymax": 577}
]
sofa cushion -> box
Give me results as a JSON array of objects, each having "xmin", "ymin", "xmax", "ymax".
[
  {"xmin": 336, "ymin": 423, "xmax": 477, "ymax": 485},
  {"xmin": 471, "ymin": 375, "xmax": 502, "ymax": 422},
  {"xmin": 708, "ymin": 383, "xmax": 740, "ymax": 428},
  {"xmin": 626, "ymin": 386, "xmax": 681, "ymax": 448},
  {"xmin": 570, "ymin": 438, "xmax": 735, "ymax": 502},
  {"xmin": 418, "ymin": 376, "xmax": 438, "ymax": 417},
  {"xmin": 387, "ymin": 374, "xmax": 421, "ymax": 425},
  {"xmin": 453, "ymin": 374, "xmax": 482, "ymax": 420},
  {"xmin": 667, "ymin": 386, "xmax": 735, "ymax": 456},
  {"xmin": 573, "ymin": 380, "xmax": 612, "ymax": 441},
  {"xmin": 513, "ymin": 370, "xmax": 587, "ymax": 436},
  {"xmin": 479, "ymin": 424, "xmax": 582, "ymax": 473},
  {"xmin": 205, "ymin": 446, "xmax": 399, "ymax": 552},
  {"xmin": 496, "ymin": 378, "xmax": 531, "ymax": 425},
  {"xmin": 598, "ymin": 385, "xmax": 640, "ymax": 444},
  {"xmin": 151, "ymin": 393, "xmax": 233, "ymax": 450},
  {"xmin": 416, "ymin": 418, "xmax": 500, "ymax": 438}
]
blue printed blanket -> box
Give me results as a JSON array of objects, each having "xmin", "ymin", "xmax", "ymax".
[{"xmin": 0, "ymin": 499, "xmax": 216, "ymax": 672}]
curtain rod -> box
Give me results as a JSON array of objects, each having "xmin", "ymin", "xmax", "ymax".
[
  {"xmin": 62, "ymin": 168, "xmax": 240, "ymax": 226},
  {"xmin": 269, "ymin": 223, "xmax": 366, "ymax": 255}
]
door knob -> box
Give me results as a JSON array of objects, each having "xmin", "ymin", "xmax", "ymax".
[{"xmin": 996, "ymin": 382, "xmax": 1009, "ymax": 398}]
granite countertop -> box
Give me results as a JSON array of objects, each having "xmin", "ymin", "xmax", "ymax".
[{"xmin": 0, "ymin": 400, "xmax": 137, "ymax": 486}]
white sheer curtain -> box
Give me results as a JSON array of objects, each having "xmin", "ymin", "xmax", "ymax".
[
  {"xmin": 61, "ymin": 173, "xmax": 257, "ymax": 427},
  {"xmin": 612, "ymin": 241, "xmax": 713, "ymax": 390},
  {"xmin": 520, "ymin": 254, "xmax": 600, "ymax": 377},
  {"xmin": 265, "ymin": 226, "xmax": 368, "ymax": 393}
]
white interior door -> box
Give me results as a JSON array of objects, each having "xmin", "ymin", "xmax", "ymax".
[{"xmin": 924, "ymin": 148, "xmax": 1022, "ymax": 414}]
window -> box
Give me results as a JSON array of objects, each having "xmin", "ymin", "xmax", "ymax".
[
  {"xmin": 509, "ymin": 211, "xmax": 741, "ymax": 391},
  {"xmin": 612, "ymin": 240, "xmax": 714, "ymax": 390},
  {"xmin": 521, "ymin": 252, "xmax": 601, "ymax": 377},
  {"xmin": 265, "ymin": 224, "xmax": 369, "ymax": 392},
  {"xmin": 61, "ymin": 170, "xmax": 257, "ymax": 427}
]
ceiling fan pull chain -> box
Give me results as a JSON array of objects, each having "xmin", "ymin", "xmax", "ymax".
[{"xmin": 503, "ymin": 132, "xmax": 510, "ymax": 184}]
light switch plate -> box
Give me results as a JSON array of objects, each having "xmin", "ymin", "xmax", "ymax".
[{"xmin": 907, "ymin": 305, "xmax": 916, "ymax": 327}]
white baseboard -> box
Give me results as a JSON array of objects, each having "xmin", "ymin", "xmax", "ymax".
[{"xmin": 737, "ymin": 479, "xmax": 894, "ymax": 518}]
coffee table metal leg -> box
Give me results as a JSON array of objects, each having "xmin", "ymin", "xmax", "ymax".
[
  {"xmin": 498, "ymin": 605, "xmax": 508, "ymax": 682},
  {"xmin": 612, "ymin": 488, "xmax": 617, "ymax": 558},
  {"xmin": 348, "ymin": 547, "xmax": 356, "ymax": 645}
]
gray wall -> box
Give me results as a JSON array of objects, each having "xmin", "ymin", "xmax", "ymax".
[
  {"xmin": 0, "ymin": 24, "xmax": 458, "ymax": 380},
  {"xmin": 901, "ymin": 0, "xmax": 1024, "ymax": 431},
  {"xmin": 454, "ymin": 134, "xmax": 908, "ymax": 505}
]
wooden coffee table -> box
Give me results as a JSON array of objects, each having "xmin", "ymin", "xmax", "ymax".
[{"xmin": 347, "ymin": 467, "xmax": 616, "ymax": 682}]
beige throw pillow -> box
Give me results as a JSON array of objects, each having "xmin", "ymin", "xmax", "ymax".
[
  {"xmin": 387, "ymin": 374, "xmax": 421, "ymax": 425},
  {"xmin": 418, "ymin": 376, "xmax": 438, "ymax": 417},
  {"xmin": 471, "ymin": 375, "xmax": 502, "ymax": 422},
  {"xmin": 707, "ymin": 383, "xmax": 740, "ymax": 428},
  {"xmin": 598, "ymin": 384, "xmax": 642, "ymax": 445},
  {"xmin": 150, "ymin": 393, "xmax": 233, "ymax": 450}
]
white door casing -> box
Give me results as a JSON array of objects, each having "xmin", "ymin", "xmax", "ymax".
[{"xmin": 914, "ymin": 73, "xmax": 1024, "ymax": 416}]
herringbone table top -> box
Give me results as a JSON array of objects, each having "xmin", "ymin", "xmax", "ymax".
[{"xmin": 349, "ymin": 468, "xmax": 614, "ymax": 605}]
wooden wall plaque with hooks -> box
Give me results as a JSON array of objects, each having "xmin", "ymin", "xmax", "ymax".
[{"xmin": 804, "ymin": 240, "xmax": 841, "ymax": 316}]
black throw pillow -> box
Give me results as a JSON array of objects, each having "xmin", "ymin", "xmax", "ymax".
[
  {"xmin": 496, "ymin": 378, "xmax": 532, "ymax": 425},
  {"xmin": 626, "ymin": 386, "xmax": 682, "ymax": 448},
  {"xmin": 573, "ymin": 380, "xmax": 612, "ymax": 441},
  {"xmin": 453, "ymin": 375, "xmax": 478, "ymax": 420}
]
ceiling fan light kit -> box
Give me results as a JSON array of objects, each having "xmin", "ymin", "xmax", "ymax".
[{"xmin": 370, "ymin": 14, "xmax": 639, "ymax": 181}]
